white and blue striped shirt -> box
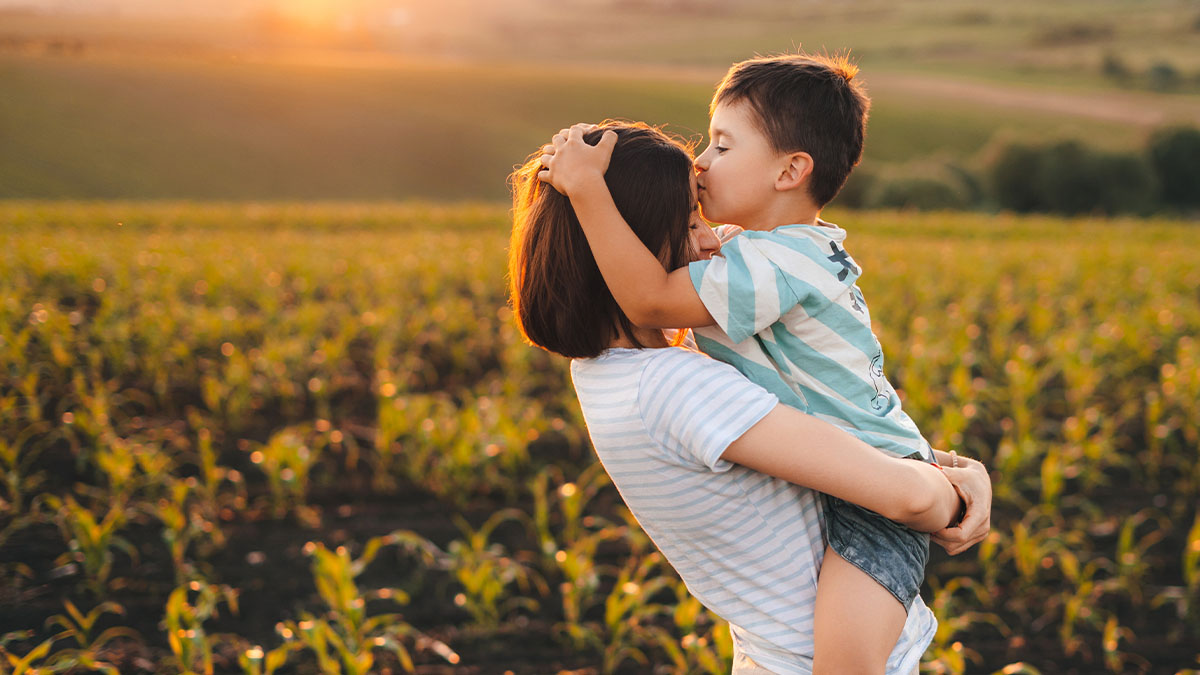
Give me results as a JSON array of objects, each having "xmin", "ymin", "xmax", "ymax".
[
  {"xmin": 571, "ymin": 346, "xmax": 935, "ymax": 674},
  {"xmin": 689, "ymin": 222, "xmax": 934, "ymax": 461}
]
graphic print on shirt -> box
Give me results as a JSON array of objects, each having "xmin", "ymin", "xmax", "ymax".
[
  {"xmin": 868, "ymin": 349, "xmax": 894, "ymax": 412},
  {"xmin": 826, "ymin": 242, "xmax": 859, "ymax": 281},
  {"xmin": 849, "ymin": 286, "xmax": 866, "ymax": 314}
]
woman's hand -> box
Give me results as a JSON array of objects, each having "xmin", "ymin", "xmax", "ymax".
[
  {"xmin": 537, "ymin": 123, "xmax": 616, "ymax": 197},
  {"xmin": 931, "ymin": 458, "xmax": 992, "ymax": 555}
]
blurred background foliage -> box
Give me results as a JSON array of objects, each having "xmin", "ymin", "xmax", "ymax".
[{"xmin": 1, "ymin": 0, "xmax": 1198, "ymax": 213}]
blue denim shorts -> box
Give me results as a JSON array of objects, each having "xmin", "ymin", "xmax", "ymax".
[{"xmin": 824, "ymin": 488, "xmax": 930, "ymax": 610}]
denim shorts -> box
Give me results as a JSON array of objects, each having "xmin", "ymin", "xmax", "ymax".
[{"xmin": 824, "ymin": 485, "xmax": 930, "ymax": 610}]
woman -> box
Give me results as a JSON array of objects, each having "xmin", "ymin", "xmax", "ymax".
[{"xmin": 509, "ymin": 122, "xmax": 990, "ymax": 674}]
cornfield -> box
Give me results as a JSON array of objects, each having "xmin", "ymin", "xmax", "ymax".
[{"xmin": 1, "ymin": 202, "xmax": 1197, "ymax": 674}]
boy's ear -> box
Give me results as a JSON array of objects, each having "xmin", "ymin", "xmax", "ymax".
[{"xmin": 775, "ymin": 151, "xmax": 814, "ymax": 192}]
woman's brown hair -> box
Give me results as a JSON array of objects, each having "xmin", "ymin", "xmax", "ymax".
[{"xmin": 509, "ymin": 122, "xmax": 694, "ymax": 359}]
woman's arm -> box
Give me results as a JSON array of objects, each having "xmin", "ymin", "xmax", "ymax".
[
  {"xmin": 720, "ymin": 404, "xmax": 961, "ymax": 533},
  {"xmin": 930, "ymin": 450, "xmax": 993, "ymax": 554}
]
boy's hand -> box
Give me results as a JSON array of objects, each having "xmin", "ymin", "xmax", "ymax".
[{"xmin": 538, "ymin": 123, "xmax": 617, "ymax": 197}]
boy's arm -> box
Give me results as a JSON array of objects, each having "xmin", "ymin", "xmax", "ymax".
[
  {"xmin": 540, "ymin": 125, "xmax": 715, "ymax": 329},
  {"xmin": 569, "ymin": 178, "xmax": 715, "ymax": 328}
]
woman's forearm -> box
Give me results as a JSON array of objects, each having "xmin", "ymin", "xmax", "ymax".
[
  {"xmin": 721, "ymin": 404, "xmax": 959, "ymax": 532},
  {"xmin": 897, "ymin": 462, "xmax": 962, "ymax": 532}
]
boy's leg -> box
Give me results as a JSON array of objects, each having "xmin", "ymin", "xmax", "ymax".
[{"xmin": 813, "ymin": 546, "xmax": 907, "ymax": 675}]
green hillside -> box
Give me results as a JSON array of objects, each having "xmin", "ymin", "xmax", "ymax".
[{"xmin": 0, "ymin": 53, "xmax": 1151, "ymax": 201}]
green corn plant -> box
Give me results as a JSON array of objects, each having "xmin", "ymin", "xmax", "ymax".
[
  {"xmin": 42, "ymin": 600, "xmax": 139, "ymax": 674},
  {"xmin": 279, "ymin": 618, "xmax": 337, "ymax": 675},
  {"xmin": 186, "ymin": 409, "xmax": 244, "ymax": 505},
  {"xmin": 1176, "ymin": 511, "xmax": 1195, "ymax": 590},
  {"xmin": 0, "ymin": 631, "xmax": 56, "ymax": 675},
  {"xmin": 164, "ymin": 581, "xmax": 239, "ymax": 675},
  {"xmin": 669, "ymin": 595, "xmax": 726, "ymax": 674},
  {"xmin": 17, "ymin": 368, "xmax": 42, "ymax": 424},
  {"xmin": 529, "ymin": 468, "xmax": 558, "ymax": 560},
  {"xmin": 279, "ymin": 531, "xmax": 459, "ymax": 675},
  {"xmin": 44, "ymin": 495, "xmax": 136, "ymax": 596},
  {"xmin": 444, "ymin": 509, "xmax": 543, "ymax": 629},
  {"xmin": 653, "ymin": 580, "xmax": 732, "ymax": 675},
  {"xmin": 1184, "ymin": 513, "xmax": 1200, "ymax": 610},
  {"xmin": 1054, "ymin": 553, "xmax": 1106, "ymax": 656},
  {"xmin": 198, "ymin": 348, "xmax": 256, "ymax": 431},
  {"xmin": 0, "ymin": 423, "xmax": 52, "ymax": 549},
  {"xmin": 999, "ymin": 510, "xmax": 1067, "ymax": 590},
  {"xmin": 599, "ymin": 552, "xmax": 675, "ymax": 674},
  {"xmin": 1039, "ymin": 443, "xmax": 1065, "ymax": 508},
  {"xmin": 529, "ymin": 463, "xmax": 614, "ymax": 571},
  {"xmin": 1114, "ymin": 509, "xmax": 1167, "ymax": 603},
  {"xmin": 246, "ymin": 426, "xmax": 319, "ymax": 518},
  {"xmin": 153, "ymin": 477, "xmax": 224, "ymax": 585},
  {"xmin": 89, "ymin": 441, "xmax": 137, "ymax": 507},
  {"xmin": 923, "ymin": 577, "xmax": 1007, "ymax": 674},
  {"xmin": 1141, "ymin": 388, "xmax": 1178, "ymax": 485},
  {"xmin": 234, "ymin": 642, "xmax": 297, "ymax": 675},
  {"xmin": 557, "ymin": 463, "xmax": 611, "ymax": 547},
  {"xmin": 372, "ymin": 384, "xmax": 406, "ymax": 488},
  {"xmin": 0, "ymin": 421, "xmax": 51, "ymax": 520},
  {"xmin": 551, "ymin": 524, "xmax": 623, "ymax": 651},
  {"xmin": 1101, "ymin": 614, "xmax": 1146, "ymax": 673},
  {"xmin": 528, "ymin": 465, "xmax": 630, "ymax": 650},
  {"xmin": 182, "ymin": 411, "xmax": 244, "ymax": 558},
  {"xmin": 988, "ymin": 663, "xmax": 1042, "ymax": 675}
]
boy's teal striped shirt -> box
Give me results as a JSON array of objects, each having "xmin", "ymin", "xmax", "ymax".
[{"xmin": 688, "ymin": 222, "xmax": 933, "ymax": 460}]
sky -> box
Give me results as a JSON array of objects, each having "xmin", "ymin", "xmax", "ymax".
[{"xmin": 0, "ymin": 0, "xmax": 383, "ymax": 19}]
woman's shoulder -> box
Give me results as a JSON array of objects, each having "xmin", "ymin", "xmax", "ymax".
[
  {"xmin": 571, "ymin": 346, "xmax": 721, "ymax": 378},
  {"xmin": 571, "ymin": 347, "xmax": 735, "ymax": 401}
]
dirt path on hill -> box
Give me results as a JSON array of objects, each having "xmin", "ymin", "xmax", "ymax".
[
  {"xmin": 862, "ymin": 72, "xmax": 1200, "ymax": 127},
  {"xmin": 609, "ymin": 62, "xmax": 1200, "ymax": 127}
]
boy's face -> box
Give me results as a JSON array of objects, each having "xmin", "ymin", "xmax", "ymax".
[{"xmin": 694, "ymin": 100, "xmax": 785, "ymax": 227}]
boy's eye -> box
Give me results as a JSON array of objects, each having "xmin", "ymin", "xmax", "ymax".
[{"xmin": 715, "ymin": 146, "xmax": 728, "ymax": 154}]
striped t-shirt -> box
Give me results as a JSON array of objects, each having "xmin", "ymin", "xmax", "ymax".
[
  {"xmin": 689, "ymin": 222, "xmax": 933, "ymax": 461},
  {"xmin": 570, "ymin": 346, "xmax": 936, "ymax": 674}
]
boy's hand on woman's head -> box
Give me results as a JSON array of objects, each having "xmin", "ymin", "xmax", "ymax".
[{"xmin": 538, "ymin": 123, "xmax": 617, "ymax": 197}]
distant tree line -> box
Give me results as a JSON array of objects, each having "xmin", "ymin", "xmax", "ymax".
[{"xmin": 837, "ymin": 126, "xmax": 1200, "ymax": 216}]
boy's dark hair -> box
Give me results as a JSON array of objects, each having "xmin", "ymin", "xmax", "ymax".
[
  {"xmin": 509, "ymin": 122, "xmax": 694, "ymax": 359},
  {"xmin": 712, "ymin": 53, "xmax": 870, "ymax": 207}
]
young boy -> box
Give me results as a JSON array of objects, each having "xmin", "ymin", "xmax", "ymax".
[{"xmin": 540, "ymin": 54, "xmax": 967, "ymax": 674}]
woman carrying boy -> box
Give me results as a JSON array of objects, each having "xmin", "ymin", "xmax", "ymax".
[
  {"xmin": 517, "ymin": 117, "xmax": 990, "ymax": 673},
  {"xmin": 538, "ymin": 54, "xmax": 990, "ymax": 673}
]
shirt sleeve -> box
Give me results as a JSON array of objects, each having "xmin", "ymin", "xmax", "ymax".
[
  {"xmin": 688, "ymin": 234, "xmax": 802, "ymax": 344},
  {"xmin": 637, "ymin": 349, "xmax": 778, "ymax": 472},
  {"xmin": 712, "ymin": 224, "xmax": 744, "ymax": 244}
]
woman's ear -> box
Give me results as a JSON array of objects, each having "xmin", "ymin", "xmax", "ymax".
[{"xmin": 775, "ymin": 151, "xmax": 814, "ymax": 191}]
